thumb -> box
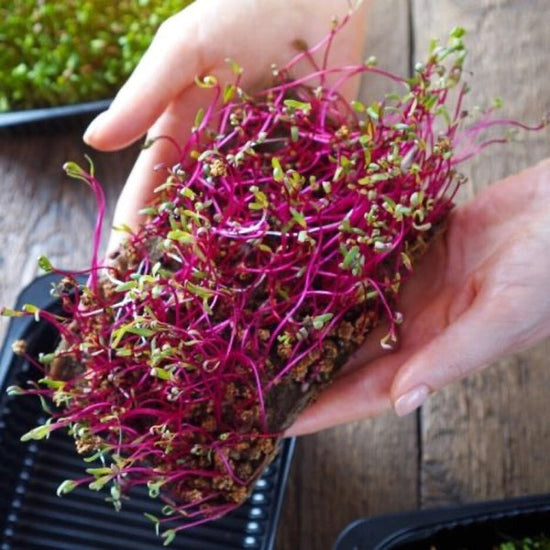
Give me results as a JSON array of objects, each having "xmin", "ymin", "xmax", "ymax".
[{"xmin": 390, "ymin": 299, "xmax": 506, "ymax": 416}]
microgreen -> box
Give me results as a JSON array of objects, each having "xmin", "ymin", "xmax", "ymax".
[
  {"xmin": 499, "ymin": 536, "xmax": 550, "ymax": 550},
  {"xmin": 0, "ymin": 1, "xmax": 193, "ymax": 112}
]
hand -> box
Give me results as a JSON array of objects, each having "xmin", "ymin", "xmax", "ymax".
[
  {"xmin": 83, "ymin": 0, "xmax": 368, "ymax": 254},
  {"xmin": 287, "ymin": 158, "xmax": 550, "ymax": 435}
]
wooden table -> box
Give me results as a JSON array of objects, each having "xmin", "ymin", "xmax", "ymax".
[{"xmin": 1, "ymin": 2, "xmax": 549, "ymax": 549}]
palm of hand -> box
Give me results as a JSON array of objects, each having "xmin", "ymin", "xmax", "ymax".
[{"xmin": 288, "ymin": 160, "xmax": 550, "ymax": 434}]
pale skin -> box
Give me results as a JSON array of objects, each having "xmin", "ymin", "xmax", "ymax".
[{"xmin": 84, "ymin": 0, "xmax": 550, "ymax": 435}]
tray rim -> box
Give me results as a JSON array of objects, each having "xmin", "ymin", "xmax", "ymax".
[
  {"xmin": 333, "ymin": 493, "xmax": 550, "ymax": 550},
  {"xmin": 0, "ymin": 100, "xmax": 111, "ymax": 129}
]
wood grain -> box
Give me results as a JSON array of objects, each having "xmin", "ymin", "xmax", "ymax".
[
  {"xmin": 276, "ymin": 2, "xmax": 417, "ymax": 549},
  {"xmin": 411, "ymin": 0, "xmax": 550, "ymax": 508},
  {"xmin": 0, "ymin": 130, "xmax": 137, "ymax": 342}
]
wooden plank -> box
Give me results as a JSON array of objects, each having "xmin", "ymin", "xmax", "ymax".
[
  {"xmin": 0, "ymin": 130, "xmax": 136, "ymax": 341},
  {"xmin": 411, "ymin": 0, "xmax": 550, "ymax": 507},
  {"xmin": 277, "ymin": 2, "xmax": 417, "ymax": 548}
]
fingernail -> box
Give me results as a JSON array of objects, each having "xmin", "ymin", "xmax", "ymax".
[
  {"xmin": 394, "ymin": 384, "xmax": 430, "ymax": 417},
  {"xmin": 83, "ymin": 111, "xmax": 108, "ymax": 144}
]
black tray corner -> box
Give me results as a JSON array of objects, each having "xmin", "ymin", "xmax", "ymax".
[{"xmin": 334, "ymin": 494, "xmax": 550, "ymax": 550}]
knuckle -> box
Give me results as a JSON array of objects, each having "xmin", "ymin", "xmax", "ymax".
[{"xmin": 156, "ymin": 15, "xmax": 180, "ymax": 41}]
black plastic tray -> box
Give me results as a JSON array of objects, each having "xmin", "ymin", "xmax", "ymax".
[
  {"xmin": 0, "ymin": 100, "xmax": 111, "ymax": 135},
  {"xmin": 0, "ymin": 275, "xmax": 295, "ymax": 550},
  {"xmin": 334, "ymin": 494, "xmax": 550, "ymax": 550}
]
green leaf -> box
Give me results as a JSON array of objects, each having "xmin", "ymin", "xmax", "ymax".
[
  {"xmin": 297, "ymin": 230, "xmax": 308, "ymax": 243},
  {"xmin": 359, "ymin": 134, "xmax": 371, "ymax": 147},
  {"xmin": 38, "ymin": 377, "xmax": 65, "ymax": 389},
  {"xmin": 225, "ymin": 57, "xmax": 243, "ymax": 75},
  {"xmin": 283, "ymin": 99, "xmax": 311, "ymax": 113},
  {"xmin": 401, "ymin": 252, "xmax": 413, "ymax": 271},
  {"xmin": 127, "ymin": 327, "xmax": 156, "ymax": 337},
  {"xmin": 167, "ymin": 229, "xmax": 194, "ymax": 244},
  {"xmin": 290, "ymin": 207, "xmax": 307, "ymax": 228},
  {"xmin": 0, "ymin": 307, "xmax": 24, "ymax": 318},
  {"xmin": 394, "ymin": 123, "xmax": 411, "ymax": 131},
  {"xmin": 435, "ymin": 105, "xmax": 451, "ymax": 126},
  {"xmin": 89, "ymin": 474, "xmax": 113, "ymax": 491},
  {"xmin": 370, "ymin": 173, "xmax": 391, "ymax": 183},
  {"xmin": 351, "ymin": 100, "xmax": 365, "ymax": 112},
  {"xmin": 139, "ymin": 206, "xmax": 158, "ymax": 216},
  {"xmin": 7, "ymin": 385, "xmax": 24, "ymax": 396},
  {"xmin": 429, "ymin": 38, "xmax": 439, "ymax": 54},
  {"xmin": 223, "ymin": 83, "xmax": 236, "ymax": 103},
  {"xmin": 258, "ymin": 243, "xmax": 273, "ymax": 254},
  {"xmin": 38, "ymin": 255, "xmax": 53, "ymax": 273},
  {"xmin": 21, "ymin": 424, "xmax": 52, "ymax": 442},
  {"xmin": 365, "ymin": 55, "xmax": 378, "ymax": 67},
  {"xmin": 63, "ymin": 161, "xmax": 88, "ymax": 182},
  {"xmin": 450, "ymin": 26, "xmax": 466, "ymax": 39},
  {"xmin": 358, "ymin": 176, "xmax": 372, "ymax": 187},
  {"xmin": 144, "ymin": 512, "xmax": 159, "ymax": 524},
  {"xmin": 413, "ymin": 222, "xmax": 432, "ymax": 232},
  {"xmin": 180, "ymin": 186, "xmax": 196, "ymax": 200},
  {"xmin": 194, "ymin": 107, "xmax": 205, "ymax": 128},
  {"xmin": 248, "ymin": 186, "xmax": 268, "ymax": 210},
  {"xmin": 186, "ymin": 281, "xmax": 213, "ymax": 299},
  {"xmin": 144, "ymin": 512, "xmax": 160, "ymax": 536},
  {"xmin": 37, "ymin": 351, "xmax": 55, "ymax": 364},
  {"xmin": 333, "ymin": 166, "xmax": 345, "ymax": 182},
  {"xmin": 86, "ymin": 467, "xmax": 112, "ymax": 476},
  {"xmin": 162, "ymin": 529, "xmax": 177, "ymax": 546},
  {"xmin": 57, "ymin": 479, "xmax": 77, "ymax": 497},
  {"xmin": 150, "ymin": 367, "xmax": 173, "ymax": 381},
  {"xmin": 110, "ymin": 483, "xmax": 121, "ymax": 502},
  {"xmin": 410, "ymin": 191, "xmax": 424, "ymax": 207},
  {"xmin": 341, "ymin": 245, "xmax": 361, "ymax": 270},
  {"xmin": 272, "ymin": 157, "xmax": 284, "ymax": 182},
  {"xmin": 366, "ymin": 102, "xmax": 381, "ymax": 120},
  {"xmin": 382, "ymin": 196, "xmax": 397, "ymax": 212},
  {"xmin": 114, "ymin": 280, "xmax": 138, "ymax": 292},
  {"xmin": 111, "ymin": 323, "xmax": 155, "ymax": 347},
  {"xmin": 422, "ymin": 93, "xmax": 438, "ymax": 111},
  {"xmin": 312, "ymin": 313, "xmax": 334, "ymax": 330}
]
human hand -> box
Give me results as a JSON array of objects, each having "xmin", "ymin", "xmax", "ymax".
[
  {"xmin": 287, "ymin": 158, "xmax": 550, "ymax": 435},
  {"xmin": 82, "ymin": 0, "xmax": 368, "ymax": 254}
]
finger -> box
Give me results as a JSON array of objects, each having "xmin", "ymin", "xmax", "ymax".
[
  {"xmin": 84, "ymin": 4, "xmax": 205, "ymax": 151},
  {"xmin": 390, "ymin": 298, "xmax": 505, "ymax": 417},
  {"xmin": 284, "ymin": 351, "xmax": 407, "ymax": 436},
  {"xmin": 339, "ymin": 321, "xmax": 392, "ymax": 374}
]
